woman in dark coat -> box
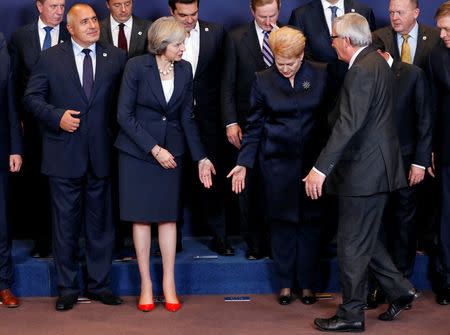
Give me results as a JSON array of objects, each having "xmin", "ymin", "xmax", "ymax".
[
  {"xmin": 115, "ymin": 17, "xmax": 215, "ymax": 312},
  {"xmin": 228, "ymin": 26, "xmax": 330, "ymax": 305}
]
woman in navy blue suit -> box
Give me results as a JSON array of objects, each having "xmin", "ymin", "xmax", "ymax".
[
  {"xmin": 228, "ymin": 27, "xmax": 331, "ymax": 305},
  {"xmin": 115, "ymin": 17, "xmax": 215, "ymax": 312}
]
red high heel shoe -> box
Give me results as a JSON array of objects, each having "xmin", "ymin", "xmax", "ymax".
[
  {"xmin": 165, "ymin": 297, "xmax": 181, "ymax": 312},
  {"xmin": 138, "ymin": 298, "xmax": 155, "ymax": 312}
]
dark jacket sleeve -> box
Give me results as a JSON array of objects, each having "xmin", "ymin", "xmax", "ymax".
[{"xmin": 221, "ymin": 32, "xmax": 238, "ymax": 127}]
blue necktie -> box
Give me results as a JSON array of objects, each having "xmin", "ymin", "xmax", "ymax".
[
  {"xmin": 42, "ymin": 26, "xmax": 53, "ymax": 51},
  {"xmin": 262, "ymin": 31, "xmax": 274, "ymax": 68},
  {"xmin": 329, "ymin": 6, "xmax": 338, "ymax": 29},
  {"xmin": 82, "ymin": 49, "xmax": 94, "ymax": 99}
]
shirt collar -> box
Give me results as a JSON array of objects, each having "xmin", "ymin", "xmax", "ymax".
[
  {"xmin": 71, "ymin": 38, "xmax": 96, "ymax": 56},
  {"xmin": 110, "ymin": 15, "xmax": 133, "ymax": 29},
  {"xmin": 38, "ymin": 17, "xmax": 60, "ymax": 31},
  {"xmin": 349, "ymin": 45, "xmax": 368, "ymax": 69},
  {"xmin": 254, "ymin": 20, "xmax": 272, "ymax": 34},
  {"xmin": 321, "ymin": 0, "xmax": 345, "ymax": 12},
  {"xmin": 190, "ymin": 20, "xmax": 200, "ymax": 34},
  {"xmin": 397, "ymin": 21, "xmax": 419, "ymax": 40}
]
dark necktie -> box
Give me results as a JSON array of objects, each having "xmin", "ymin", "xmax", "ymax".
[
  {"xmin": 82, "ymin": 49, "xmax": 94, "ymax": 99},
  {"xmin": 262, "ymin": 30, "xmax": 274, "ymax": 68},
  {"xmin": 329, "ymin": 6, "xmax": 338, "ymax": 29},
  {"xmin": 118, "ymin": 23, "xmax": 128, "ymax": 52},
  {"xmin": 42, "ymin": 26, "xmax": 53, "ymax": 51}
]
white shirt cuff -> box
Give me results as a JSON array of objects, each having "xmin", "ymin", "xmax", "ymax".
[
  {"xmin": 313, "ymin": 167, "xmax": 326, "ymax": 177},
  {"xmin": 411, "ymin": 164, "xmax": 425, "ymax": 170},
  {"xmin": 226, "ymin": 123, "xmax": 238, "ymax": 128}
]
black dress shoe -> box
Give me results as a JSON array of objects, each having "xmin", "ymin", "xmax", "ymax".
[
  {"xmin": 56, "ymin": 294, "xmax": 78, "ymax": 311},
  {"xmin": 30, "ymin": 246, "xmax": 51, "ymax": 258},
  {"xmin": 436, "ymin": 286, "xmax": 450, "ymax": 305},
  {"xmin": 364, "ymin": 289, "xmax": 386, "ymax": 310},
  {"xmin": 314, "ymin": 315, "xmax": 365, "ymax": 332},
  {"xmin": 278, "ymin": 294, "xmax": 292, "ymax": 305},
  {"xmin": 209, "ymin": 236, "xmax": 235, "ymax": 256},
  {"xmin": 378, "ymin": 289, "xmax": 419, "ymax": 321},
  {"xmin": 245, "ymin": 248, "xmax": 263, "ymax": 260},
  {"xmin": 300, "ymin": 293, "xmax": 317, "ymax": 305},
  {"xmin": 85, "ymin": 290, "xmax": 123, "ymax": 305}
]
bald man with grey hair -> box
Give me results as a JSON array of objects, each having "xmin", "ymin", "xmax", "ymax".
[{"xmin": 303, "ymin": 13, "xmax": 418, "ymax": 332}]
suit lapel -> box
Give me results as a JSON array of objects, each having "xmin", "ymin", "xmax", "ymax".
[
  {"xmin": 344, "ymin": 0, "xmax": 357, "ymax": 14},
  {"xmin": 146, "ymin": 54, "xmax": 167, "ymax": 110},
  {"xmin": 414, "ymin": 23, "xmax": 429, "ymax": 66},
  {"xmin": 195, "ymin": 21, "xmax": 208, "ymax": 80},
  {"xmin": 390, "ymin": 29, "xmax": 401, "ymax": 60},
  {"xmin": 311, "ymin": 1, "xmax": 334, "ymax": 49},
  {"xmin": 167, "ymin": 61, "xmax": 184, "ymax": 107},
  {"xmin": 89, "ymin": 43, "xmax": 107, "ymax": 103},
  {"xmin": 104, "ymin": 17, "xmax": 114, "ymax": 44},
  {"xmin": 129, "ymin": 15, "xmax": 145, "ymax": 58},
  {"xmin": 243, "ymin": 23, "xmax": 266, "ymax": 70},
  {"xmin": 62, "ymin": 41, "xmax": 88, "ymax": 103},
  {"xmin": 29, "ymin": 23, "xmax": 42, "ymax": 59}
]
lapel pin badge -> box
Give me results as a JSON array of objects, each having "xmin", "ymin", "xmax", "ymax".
[
  {"xmin": 103, "ymin": 52, "xmax": 108, "ymax": 57},
  {"xmin": 302, "ymin": 81, "xmax": 311, "ymax": 90},
  {"xmin": 205, "ymin": 27, "xmax": 209, "ymax": 32},
  {"xmin": 423, "ymin": 36, "xmax": 427, "ymax": 40},
  {"xmin": 351, "ymin": 8, "xmax": 355, "ymax": 12},
  {"xmin": 138, "ymin": 31, "xmax": 143, "ymax": 36}
]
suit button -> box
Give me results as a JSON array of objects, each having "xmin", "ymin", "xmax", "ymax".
[{"xmin": 162, "ymin": 116, "xmax": 167, "ymax": 121}]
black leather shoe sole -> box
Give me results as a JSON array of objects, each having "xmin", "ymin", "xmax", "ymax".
[
  {"xmin": 314, "ymin": 318, "xmax": 365, "ymax": 333},
  {"xmin": 278, "ymin": 294, "xmax": 292, "ymax": 305},
  {"xmin": 378, "ymin": 290, "xmax": 419, "ymax": 321}
]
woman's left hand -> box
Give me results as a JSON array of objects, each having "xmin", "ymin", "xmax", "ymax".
[{"xmin": 198, "ymin": 158, "xmax": 216, "ymax": 189}]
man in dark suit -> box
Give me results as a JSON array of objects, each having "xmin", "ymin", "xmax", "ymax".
[
  {"xmin": 9, "ymin": 0, "xmax": 70, "ymax": 259},
  {"xmin": 428, "ymin": 1, "xmax": 450, "ymax": 306},
  {"xmin": 24, "ymin": 4, "xmax": 127, "ymax": 311},
  {"xmin": 303, "ymin": 13, "xmax": 417, "ymax": 332},
  {"xmin": 99, "ymin": 0, "xmax": 151, "ymax": 59},
  {"xmin": 221, "ymin": 0, "xmax": 282, "ymax": 259},
  {"xmin": 289, "ymin": 0, "xmax": 376, "ymax": 85},
  {"xmin": 372, "ymin": 0, "xmax": 440, "ymax": 70},
  {"xmin": 0, "ymin": 33, "xmax": 23, "ymax": 309},
  {"xmin": 170, "ymin": 0, "xmax": 234, "ymax": 255},
  {"xmin": 365, "ymin": 47, "xmax": 432, "ymax": 309}
]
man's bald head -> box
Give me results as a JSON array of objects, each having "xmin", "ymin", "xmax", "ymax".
[{"xmin": 66, "ymin": 4, "xmax": 100, "ymax": 48}]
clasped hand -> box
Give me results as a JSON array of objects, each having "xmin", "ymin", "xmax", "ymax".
[{"xmin": 60, "ymin": 110, "xmax": 80, "ymax": 132}]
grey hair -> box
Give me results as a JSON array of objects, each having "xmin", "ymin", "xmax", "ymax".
[
  {"xmin": 147, "ymin": 16, "xmax": 186, "ymax": 55},
  {"xmin": 334, "ymin": 13, "xmax": 372, "ymax": 47}
]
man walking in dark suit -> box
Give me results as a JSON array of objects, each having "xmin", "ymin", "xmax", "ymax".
[
  {"xmin": 428, "ymin": 1, "xmax": 450, "ymax": 306},
  {"xmin": 303, "ymin": 13, "xmax": 417, "ymax": 332},
  {"xmin": 9, "ymin": 0, "xmax": 70, "ymax": 259},
  {"xmin": 372, "ymin": 0, "xmax": 440, "ymax": 70},
  {"xmin": 289, "ymin": 0, "xmax": 376, "ymax": 85},
  {"xmin": 24, "ymin": 4, "xmax": 127, "ymax": 311},
  {"xmin": 0, "ymin": 32, "xmax": 23, "ymax": 309},
  {"xmin": 170, "ymin": 0, "xmax": 234, "ymax": 255},
  {"xmin": 222, "ymin": 0, "xmax": 282, "ymax": 259},
  {"xmin": 365, "ymin": 47, "xmax": 432, "ymax": 309},
  {"xmin": 99, "ymin": 0, "xmax": 151, "ymax": 59}
]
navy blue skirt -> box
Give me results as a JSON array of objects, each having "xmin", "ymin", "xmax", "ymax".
[{"xmin": 118, "ymin": 151, "xmax": 183, "ymax": 222}]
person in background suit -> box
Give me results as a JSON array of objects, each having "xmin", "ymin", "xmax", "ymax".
[
  {"xmin": 428, "ymin": 1, "xmax": 450, "ymax": 306},
  {"xmin": 289, "ymin": 0, "xmax": 376, "ymax": 85},
  {"xmin": 23, "ymin": 4, "xmax": 126, "ymax": 311},
  {"xmin": 0, "ymin": 32, "xmax": 23, "ymax": 309},
  {"xmin": 228, "ymin": 27, "xmax": 331, "ymax": 306},
  {"xmin": 99, "ymin": 0, "xmax": 151, "ymax": 59},
  {"xmin": 8, "ymin": 0, "xmax": 70, "ymax": 259},
  {"xmin": 170, "ymin": 0, "xmax": 234, "ymax": 256},
  {"xmin": 372, "ymin": 0, "xmax": 440, "ymax": 70},
  {"xmin": 222, "ymin": 0, "xmax": 282, "ymax": 260},
  {"xmin": 303, "ymin": 13, "xmax": 417, "ymax": 332},
  {"xmin": 115, "ymin": 17, "xmax": 215, "ymax": 312},
  {"xmin": 364, "ymin": 46, "xmax": 432, "ymax": 309}
]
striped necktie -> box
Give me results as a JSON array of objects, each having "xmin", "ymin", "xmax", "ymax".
[
  {"xmin": 401, "ymin": 34, "xmax": 412, "ymax": 64},
  {"xmin": 262, "ymin": 30, "xmax": 274, "ymax": 68}
]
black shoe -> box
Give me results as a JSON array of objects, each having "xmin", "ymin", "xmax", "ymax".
[
  {"xmin": 314, "ymin": 315, "xmax": 365, "ymax": 332},
  {"xmin": 436, "ymin": 286, "xmax": 450, "ymax": 305},
  {"xmin": 209, "ymin": 236, "xmax": 235, "ymax": 256},
  {"xmin": 300, "ymin": 293, "xmax": 317, "ymax": 305},
  {"xmin": 56, "ymin": 294, "xmax": 78, "ymax": 311},
  {"xmin": 245, "ymin": 248, "xmax": 263, "ymax": 260},
  {"xmin": 364, "ymin": 289, "xmax": 386, "ymax": 310},
  {"xmin": 30, "ymin": 246, "xmax": 51, "ymax": 258},
  {"xmin": 278, "ymin": 294, "xmax": 292, "ymax": 305},
  {"xmin": 378, "ymin": 289, "xmax": 419, "ymax": 321},
  {"xmin": 85, "ymin": 290, "xmax": 123, "ymax": 305}
]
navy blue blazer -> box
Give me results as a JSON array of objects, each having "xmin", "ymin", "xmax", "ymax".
[
  {"xmin": 0, "ymin": 33, "xmax": 23, "ymax": 171},
  {"xmin": 289, "ymin": 0, "xmax": 375, "ymax": 84},
  {"xmin": 237, "ymin": 61, "xmax": 330, "ymax": 222},
  {"xmin": 114, "ymin": 54, "xmax": 205, "ymax": 163},
  {"xmin": 23, "ymin": 41, "xmax": 127, "ymax": 178}
]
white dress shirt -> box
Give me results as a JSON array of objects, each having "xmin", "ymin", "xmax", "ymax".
[
  {"xmin": 110, "ymin": 15, "xmax": 133, "ymax": 50},
  {"xmin": 182, "ymin": 21, "xmax": 200, "ymax": 77},
  {"xmin": 321, "ymin": 0, "xmax": 345, "ymax": 34},
  {"xmin": 38, "ymin": 17, "xmax": 61, "ymax": 50},
  {"xmin": 254, "ymin": 20, "xmax": 267, "ymax": 50},
  {"xmin": 161, "ymin": 78, "xmax": 174, "ymax": 103},
  {"xmin": 72, "ymin": 38, "xmax": 96, "ymax": 85},
  {"xmin": 396, "ymin": 21, "xmax": 419, "ymax": 64}
]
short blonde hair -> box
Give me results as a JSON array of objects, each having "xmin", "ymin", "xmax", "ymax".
[
  {"xmin": 435, "ymin": 1, "xmax": 450, "ymax": 20},
  {"xmin": 147, "ymin": 16, "xmax": 186, "ymax": 55},
  {"xmin": 268, "ymin": 26, "xmax": 306, "ymax": 59}
]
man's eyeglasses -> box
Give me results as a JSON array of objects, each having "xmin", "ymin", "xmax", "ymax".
[{"xmin": 329, "ymin": 35, "xmax": 340, "ymax": 41}]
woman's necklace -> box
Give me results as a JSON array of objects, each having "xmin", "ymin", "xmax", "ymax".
[{"xmin": 158, "ymin": 62, "xmax": 174, "ymax": 75}]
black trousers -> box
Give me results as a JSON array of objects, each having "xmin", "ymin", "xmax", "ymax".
[
  {"xmin": 336, "ymin": 194, "xmax": 413, "ymax": 322},
  {"xmin": 0, "ymin": 171, "xmax": 13, "ymax": 290},
  {"xmin": 270, "ymin": 219, "xmax": 322, "ymax": 290},
  {"xmin": 48, "ymin": 168, "xmax": 114, "ymax": 297},
  {"xmin": 435, "ymin": 165, "xmax": 450, "ymax": 287}
]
